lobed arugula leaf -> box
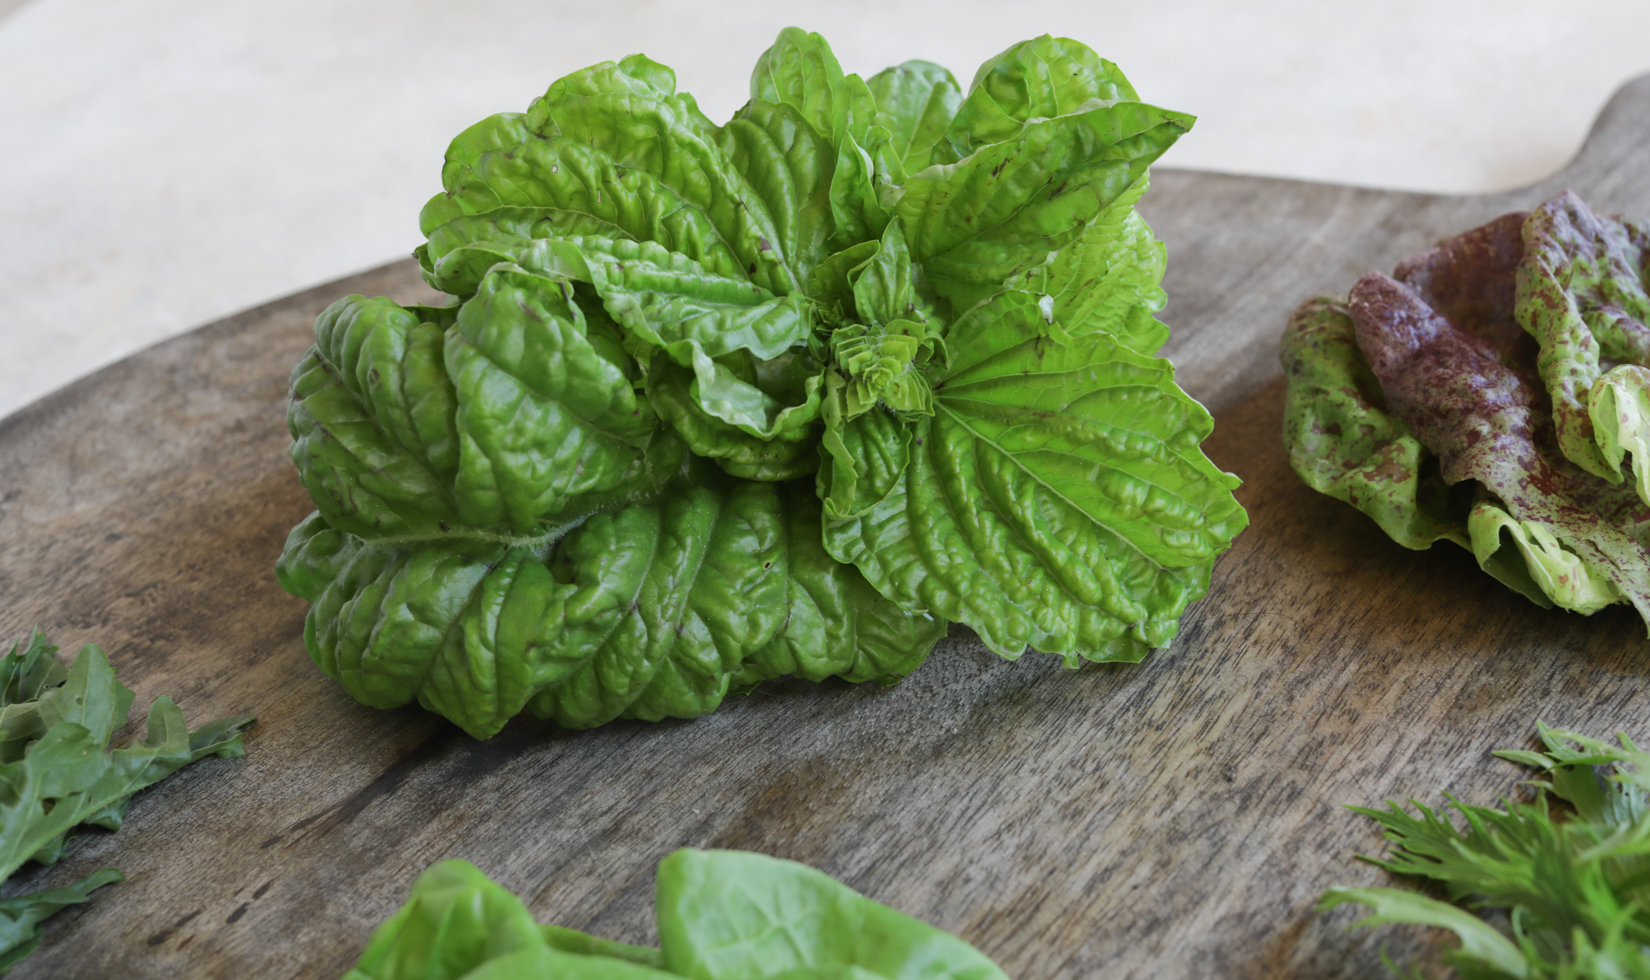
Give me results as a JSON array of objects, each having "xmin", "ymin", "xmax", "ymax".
[
  {"xmin": 341, "ymin": 849, "xmax": 1007, "ymax": 980},
  {"xmin": 282, "ymin": 29, "xmax": 1244, "ymax": 736},
  {"xmin": 0, "ymin": 630, "xmax": 253, "ymax": 973}
]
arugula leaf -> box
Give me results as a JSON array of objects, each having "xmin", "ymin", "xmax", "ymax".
[
  {"xmin": 0, "ymin": 868, "xmax": 123, "ymax": 974},
  {"xmin": 1324, "ymin": 722, "xmax": 1650, "ymax": 979},
  {"xmin": 0, "ymin": 631, "xmax": 253, "ymax": 973},
  {"xmin": 340, "ymin": 850, "xmax": 1007, "ymax": 980}
]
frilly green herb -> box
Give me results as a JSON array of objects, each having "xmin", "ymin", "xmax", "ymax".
[{"xmin": 1324, "ymin": 721, "xmax": 1650, "ymax": 978}]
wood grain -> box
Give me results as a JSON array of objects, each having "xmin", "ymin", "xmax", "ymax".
[{"xmin": 2, "ymin": 74, "xmax": 1649, "ymax": 979}]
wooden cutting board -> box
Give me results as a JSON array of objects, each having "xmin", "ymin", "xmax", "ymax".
[{"xmin": 4, "ymin": 76, "xmax": 1649, "ymax": 979}]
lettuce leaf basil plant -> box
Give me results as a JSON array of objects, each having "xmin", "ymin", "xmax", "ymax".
[
  {"xmin": 1282, "ymin": 192, "xmax": 1650, "ymax": 627},
  {"xmin": 277, "ymin": 29, "xmax": 1247, "ymax": 738},
  {"xmin": 341, "ymin": 848, "xmax": 1008, "ymax": 980}
]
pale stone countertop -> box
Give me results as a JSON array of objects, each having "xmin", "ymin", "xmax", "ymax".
[{"xmin": 2, "ymin": 0, "xmax": 1647, "ymax": 419}]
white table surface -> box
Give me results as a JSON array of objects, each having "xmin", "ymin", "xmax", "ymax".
[{"xmin": 2, "ymin": 0, "xmax": 1648, "ymax": 420}]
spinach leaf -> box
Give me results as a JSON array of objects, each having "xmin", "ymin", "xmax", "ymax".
[{"xmin": 340, "ymin": 850, "xmax": 1007, "ymax": 980}]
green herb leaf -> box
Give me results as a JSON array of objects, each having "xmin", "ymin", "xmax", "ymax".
[
  {"xmin": 866, "ymin": 60, "xmax": 962, "ymax": 178},
  {"xmin": 0, "ymin": 868, "xmax": 123, "ymax": 974},
  {"xmin": 822, "ymin": 290, "xmax": 1244, "ymax": 662},
  {"xmin": 1326, "ymin": 721, "xmax": 1650, "ymax": 978},
  {"xmin": 0, "ymin": 631, "xmax": 253, "ymax": 973},
  {"xmin": 656, "ymin": 849, "xmax": 1008, "ymax": 980}
]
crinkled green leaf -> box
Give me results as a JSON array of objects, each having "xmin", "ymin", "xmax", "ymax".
[
  {"xmin": 849, "ymin": 219, "xmax": 917, "ymax": 326},
  {"xmin": 736, "ymin": 484, "xmax": 945, "ymax": 687},
  {"xmin": 541, "ymin": 54, "xmax": 698, "ymax": 119},
  {"xmin": 719, "ymin": 99, "xmax": 837, "ymax": 291},
  {"xmin": 647, "ymin": 355, "xmax": 821, "ymax": 480},
  {"xmin": 828, "ymin": 131, "xmax": 893, "ymax": 254},
  {"xmin": 1517, "ymin": 191, "xmax": 1650, "ymax": 491},
  {"xmin": 419, "ymin": 132, "xmax": 750, "ymax": 287},
  {"xmin": 657, "ymin": 849, "xmax": 1008, "ymax": 980},
  {"xmin": 510, "ymin": 236, "xmax": 811, "ymax": 364},
  {"xmin": 0, "ymin": 867, "xmax": 123, "ymax": 974},
  {"xmin": 902, "ymin": 101, "xmax": 1193, "ymax": 308},
  {"xmin": 288, "ymin": 295, "xmax": 464, "ymax": 539},
  {"xmin": 808, "ymin": 240, "xmax": 881, "ymax": 320},
  {"xmin": 418, "ymin": 112, "xmax": 533, "ymax": 237},
  {"xmin": 990, "ymin": 172, "xmax": 1169, "ymax": 353},
  {"xmin": 524, "ymin": 68, "xmax": 795, "ymax": 295},
  {"xmin": 819, "ymin": 404, "xmax": 910, "ymax": 521},
  {"xmin": 866, "ymin": 60, "xmax": 962, "ymax": 178},
  {"xmin": 823, "ymin": 290, "xmax": 1245, "ymax": 662},
  {"xmin": 946, "ymin": 34, "xmax": 1139, "ymax": 155},
  {"xmin": 285, "ymin": 459, "xmax": 939, "ymax": 737},
  {"xmin": 446, "ymin": 264, "xmax": 657, "ymax": 533},
  {"xmin": 748, "ymin": 27, "xmax": 876, "ymax": 152},
  {"xmin": 422, "ymin": 207, "xmax": 641, "ymax": 297}
]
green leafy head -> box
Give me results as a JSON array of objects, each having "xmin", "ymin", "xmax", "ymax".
[{"xmin": 279, "ymin": 29, "xmax": 1244, "ymax": 738}]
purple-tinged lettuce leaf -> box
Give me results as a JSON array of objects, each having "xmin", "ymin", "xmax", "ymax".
[
  {"xmin": 1517, "ymin": 191, "xmax": 1650, "ymax": 494},
  {"xmin": 1279, "ymin": 296, "xmax": 1471, "ymax": 553},
  {"xmin": 1350, "ymin": 269, "xmax": 1650, "ymax": 621},
  {"xmin": 1284, "ymin": 195, "xmax": 1650, "ymax": 626}
]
